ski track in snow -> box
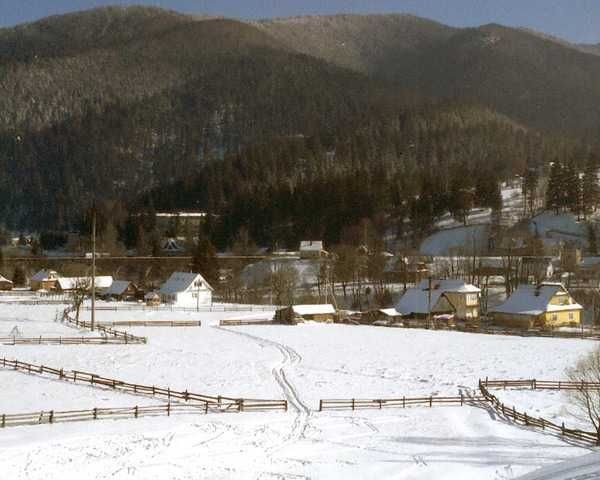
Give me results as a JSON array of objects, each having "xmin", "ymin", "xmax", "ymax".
[{"xmin": 213, "ymin": 326, "xmax": 311, "ymax": 473}]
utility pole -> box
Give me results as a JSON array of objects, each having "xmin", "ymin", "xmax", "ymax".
[
  {"xmin": 91, "ymin": 207, "xmax": 96, "ymax": 331},
  {"xmin": 427, "ymin": 276, "xmax": 433, "ymax": 329}
]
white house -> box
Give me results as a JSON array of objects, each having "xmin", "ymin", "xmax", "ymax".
[
  {"xmin": 159, "ymin": 272, "xmax": 213, "ymax": 307},
  {"xmin": 299, "ymin": 241, "xmax": 327, "ymax": 259}
]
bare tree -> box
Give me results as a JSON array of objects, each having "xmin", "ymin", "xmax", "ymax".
[
  {"xmin": 567, "ymin": 347, "xmax": 600, "ymax": 444},
  {"xmin": 270, "ymin": 264, "xmax": 299, "ymax": 306},
  {"xmin": 71, "ymin": 278, "xmax": 91, "ymax": 321}
]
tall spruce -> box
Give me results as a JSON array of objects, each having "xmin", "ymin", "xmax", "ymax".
[
  {"xmin": 546, "ymin": 161, "xmax": 563, "ymax": 213},
  {"xmin": 192, "ymin": 236, "xmax": 219, "ymax": 288},
  {"xmin": 582, "ymin": 156, "xmax": 600, "ymax": 217}
]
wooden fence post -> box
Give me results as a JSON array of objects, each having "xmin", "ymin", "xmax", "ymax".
[
  {"xmin": 460, "ymin": 393, "xmax": 463, "ymax": 406},
  {"xmin": 429, "ymin": 396, "xmax": 433, "ymax": 407},
  {"xmin": 49, "ymin": 411, "xmax": 54, "ymax": 424},
  {"xmin": 93, "ymin": 408, "xmax": 97, "ymax": 420},
  {"xmin": 134, "ymin": 406, "xmax": 138, "ymax": 418},
  {"xmin": 402, "ymin": 396, "xmax": 405, "ymax": 408},
  {"xmin": 352, "ymin": 398, "xmax": 355, "ymax": 411},
  {"xmin": 167, "ymin": 403, "xmax": 171, "ymax": 416},
  {"xmin": 1, "ymin": 414, "xmax": 5, "ymax": 428},
  {"xmin": 319, "ymin": 400, "xmax": 322, "ymax": 412},
  {"xmin": 205, "ymin": 402, "xmax": 208, "ymax": 414}
]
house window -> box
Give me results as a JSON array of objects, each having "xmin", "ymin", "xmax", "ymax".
[
  {"xmin": 551, "ymin": 314, "xmax": 558, "ymax": 322},
  {"xmin": 569, "ymin": 312, "xmax": 574, "ymax": 320}
]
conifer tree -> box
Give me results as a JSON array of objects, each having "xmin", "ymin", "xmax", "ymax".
[
  {"xmin": 546, "ymin": 161, "xmax": 563, "ymax": 213},
  {"xmin": 192, "ymin": 236, "xmax": 219, "ymax": 288},
  {"xmin": 583, "ymin": 156, "xmax": 600, "ymax": 217}
]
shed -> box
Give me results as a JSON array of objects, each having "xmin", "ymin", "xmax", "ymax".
[
  {"xmin": 0, "ymin": 274, "xmax": 13, "ymax": 291},
  {"xmin": 144, "ymin": 291, "xmax": 161, "ymax": 306},
  {"xmin": 275, "ymin": 304, "xmax": 335, "ymax": 324}
]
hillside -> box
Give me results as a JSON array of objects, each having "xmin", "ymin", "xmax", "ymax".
[
  {"xmin": 257, "ymin": 16, "xmax": 600, "ymax": 136},
  {"xmin": 254, "ymin": 14, "xmax": 456, "ymax": 74},
  {"xmin": 0, "ymin": 6, "xmax": 598, "ymax": 243}
]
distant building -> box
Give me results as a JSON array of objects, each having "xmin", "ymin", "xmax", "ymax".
[
  {"xmin": 155, "ymin": 212, "xmax": 206, "ymax": 236},
  {"xmin": 56, "ymin": 276, "xmax": 113, "ymax": 292},
  {"xmin": 102, "ymin": 280, "xmax": 139, "ymax": 301},
  {"xmin": 144, "ymin": 291, "xmax": 161, "ymax": 306},
  {"xmin": 299, "ymin": 241, "xmax": 327, "ymax": 259},
  {"xmin": 30, "ymin": 269, "xmax": 60, "ymax": 291},
  {"xmin": 275, "ymin": 304, "xmax": 336, "ymax": 324},
  {"xmin": 395, "ymin": 279, "xmax": 480, "ymax": 321},
  {"xmin": 159, "ymin": 272, "xmax": 213, "ymax": 307},
  {"xmin": 489, "ymin": 282, "xmax": 582, "ymax": 329},
  {"xmin": 162, "ymin": 238, "xmax": 185, "ymax": 254},
  {"xmin": 0, "ymin": 274, "xmax": 13, "ymax": 291}
]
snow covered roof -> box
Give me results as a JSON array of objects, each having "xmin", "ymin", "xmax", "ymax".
[
  {"xmin": 31, "ymin": 269, "xmax": 59, "ymax": 281},
  {"xmin": 160, "ymin": 272, "xmax": 213, "ymax": 294},
  {"xmin": 379, "ymin": 308, "xmax": 402, "ymax": 317},
  {"xmin": 57, "ymin": 276, "xmax": 113, "ymax": 290},
  {"xmin": 395, "ymin": 287, "xmax": 447, "ymax": 315},
  {"xmin": 489, "ymin": 283, "xmax": 583, "ymax": 316},
  {"xmin": 396, "ymin": 279, "xmax": 479, "ymax": 315},
  {"xmin": 300, "ymin": 241, "xmax": 323, "ymax": 252},
  {"xmin": 291, "ymin": 304, "xmax": 335, "ymax": 315},
  {"xmin": 0, "ymin": 274, "xmax": 13, "ymax": 284},
  {"xmin": 104, "ymin": 280, "xmax": 135, "ymax": 296}
]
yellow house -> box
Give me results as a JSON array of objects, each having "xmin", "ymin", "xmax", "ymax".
[{"xmin": 490, "ymin": 283, "xmax": 582, "ymax": 329}]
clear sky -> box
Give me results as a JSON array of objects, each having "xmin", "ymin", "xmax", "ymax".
[{"xmin": 1, "ymin": 0, "xmax": 599, "ymax": 44}]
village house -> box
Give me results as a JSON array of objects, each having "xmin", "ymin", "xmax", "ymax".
[
  {"xmin": 159, "ymin": 272, "xmax": 213, "ymax": 307},
  {"xmin": 395, "ymin": 279, "xmax": 481, "ymax": 321},
  {"xmin": 102, "ymin": 280, "xmax": 139, "ymax": 301},
  {"xmin": 362, "ymin": 308, "xmax": 403, "ymax": 325},
  {"xmin": 489, "ymin": 282, "xmax": 583, "ymax": 329},
  {"xmin": 0, "ymin": 274, "xmax": 13, "ymax": 291},
  {"xmin": 30, "ymin": 269, "xmax": 60, "ymax": 291},
  {"xmin": 274, "ymin": 304, "xmax": 336, "ymax": 324},
  {"xmin": 56, "ymin": 276, "xmax": 113, "ymax": 293},
  {"xmin": 299, "ymin": 241, "xmax": 327, "ymax": 259}
]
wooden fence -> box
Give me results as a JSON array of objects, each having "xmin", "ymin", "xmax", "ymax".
[
  {"xmin": 0, "ymin": 336, "xmax": 144, "ymax": 345},
  {"xmin": 0, "ymin": 399, "xmax": 288, "ymax": 429},
  {"xmin": 219, "ymin": 319, "xmax": 276, "ymax": 326},
  {"xmin": 481, "ymin": 378, "xmax": 600, "ymax": 391},
  {"xmin": 83, "ymin": 304, "xmax": 277, "ymax": 313},
  {"xmin": 96, "ymin": 320, "xmax": 201, "ymax": 327},
  {"xmin": 319, "ymin": 394, "xmax": 486, "ymax": 411},
  {"xmin": 0, "ymin": 357, "xmax": 287, "ymax": 412},
  {"xmin": 478, "ymin": 380, "xmax": 599, "ymax": 445},
  {"xmin": 62, "ymin": 309, "xmax": 146, "ymax": 344}
]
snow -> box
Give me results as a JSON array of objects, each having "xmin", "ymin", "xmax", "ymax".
[
  {"xmin": 103, "ymin": 280, "xmax": 134, "ymax": 297},
  {"xmin": 514, "ymin": 452, "xmax": 600, "ymax": 479},
  {"xmin": 420, "ymin": 224, "xmax": 489, "ymax": 255},
  {"xmin": 57, "ymin": 276, "xmax": 113, "ymax": 290},
  {"xmin": 0, "ymin": 298, "xmax": 598, "ymax": 479},
  {"xmin": 395, "ymin": 279, "xmax": 479, "ymax": 315},
  {"xmin": 291, "ymin": 304, "xmax": 335, "ymax": 315}
]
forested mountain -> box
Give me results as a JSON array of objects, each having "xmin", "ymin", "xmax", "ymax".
[
  {"xmin": 0, "ymin": 6, "xmax": 599, "ymax": 247},
  {"xmin": 258, "ymin": 16, "xmax": 600, "ymax": 137}
]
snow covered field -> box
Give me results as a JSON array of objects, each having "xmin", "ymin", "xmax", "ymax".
[{"xmin": 0, "ymin": 299, "xmax": 599, "ymax": 479}]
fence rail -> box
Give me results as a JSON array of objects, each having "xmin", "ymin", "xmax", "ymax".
[
  {"xmin": 0, "ymin": 336, "xmax": 143, "ymax": 345},
  {"xmin": 0, "ymin": 399, "xmax": 287, "ymax": 429},
  {"xmin": 319, "ymin": 394, "xmax": 486, "ymax": 411},
  {"xmin": 62, "ymin": 309, "xmax": 146, "ymax": 344},
  {"xmin": 96, "ymin": 320, "xmax": 201, "ymax": 328},
  {"xmin": 219, "ymin": 319, "xmax": 276, "ymax": 326},
  {"xmin": 0, "ymin": 357, "xmax": 287, "ymax": 412},
  {"xmin": 83, "ymin": 305, "xmax": 277, "ymax": 312},
  {"xmin": 478, "ymin": 380, "xmax": 599, "ymax": 445},
  {"xmin": 481, "ymin": 378, "xmax": 600, "ymax": 391}
]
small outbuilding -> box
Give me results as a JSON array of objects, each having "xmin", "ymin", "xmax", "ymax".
[
  {"xmin": 362, "ymin": 308, "xmax": 403, "ymax": 325},
  {"xmin": 30, "ymin": 269, "xmax": 60, "ymax": 291},
  {"xmin": 299, "ymin": 241, "xmax": 327, "ymax": 259},
  {"xmin": 0, "ymin": 274, "xmax": 13, "ymax": 291},
  {"xmin": 144, "ymin": 291, "xmax": 161, "ymax": 306},
  {"xmin": 275, "ymin": 304, "xmax": 336, "ymax": 324},
  {"xmin": 489, "ymin": 282, "xmax": 583, "ymax": 329}
]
